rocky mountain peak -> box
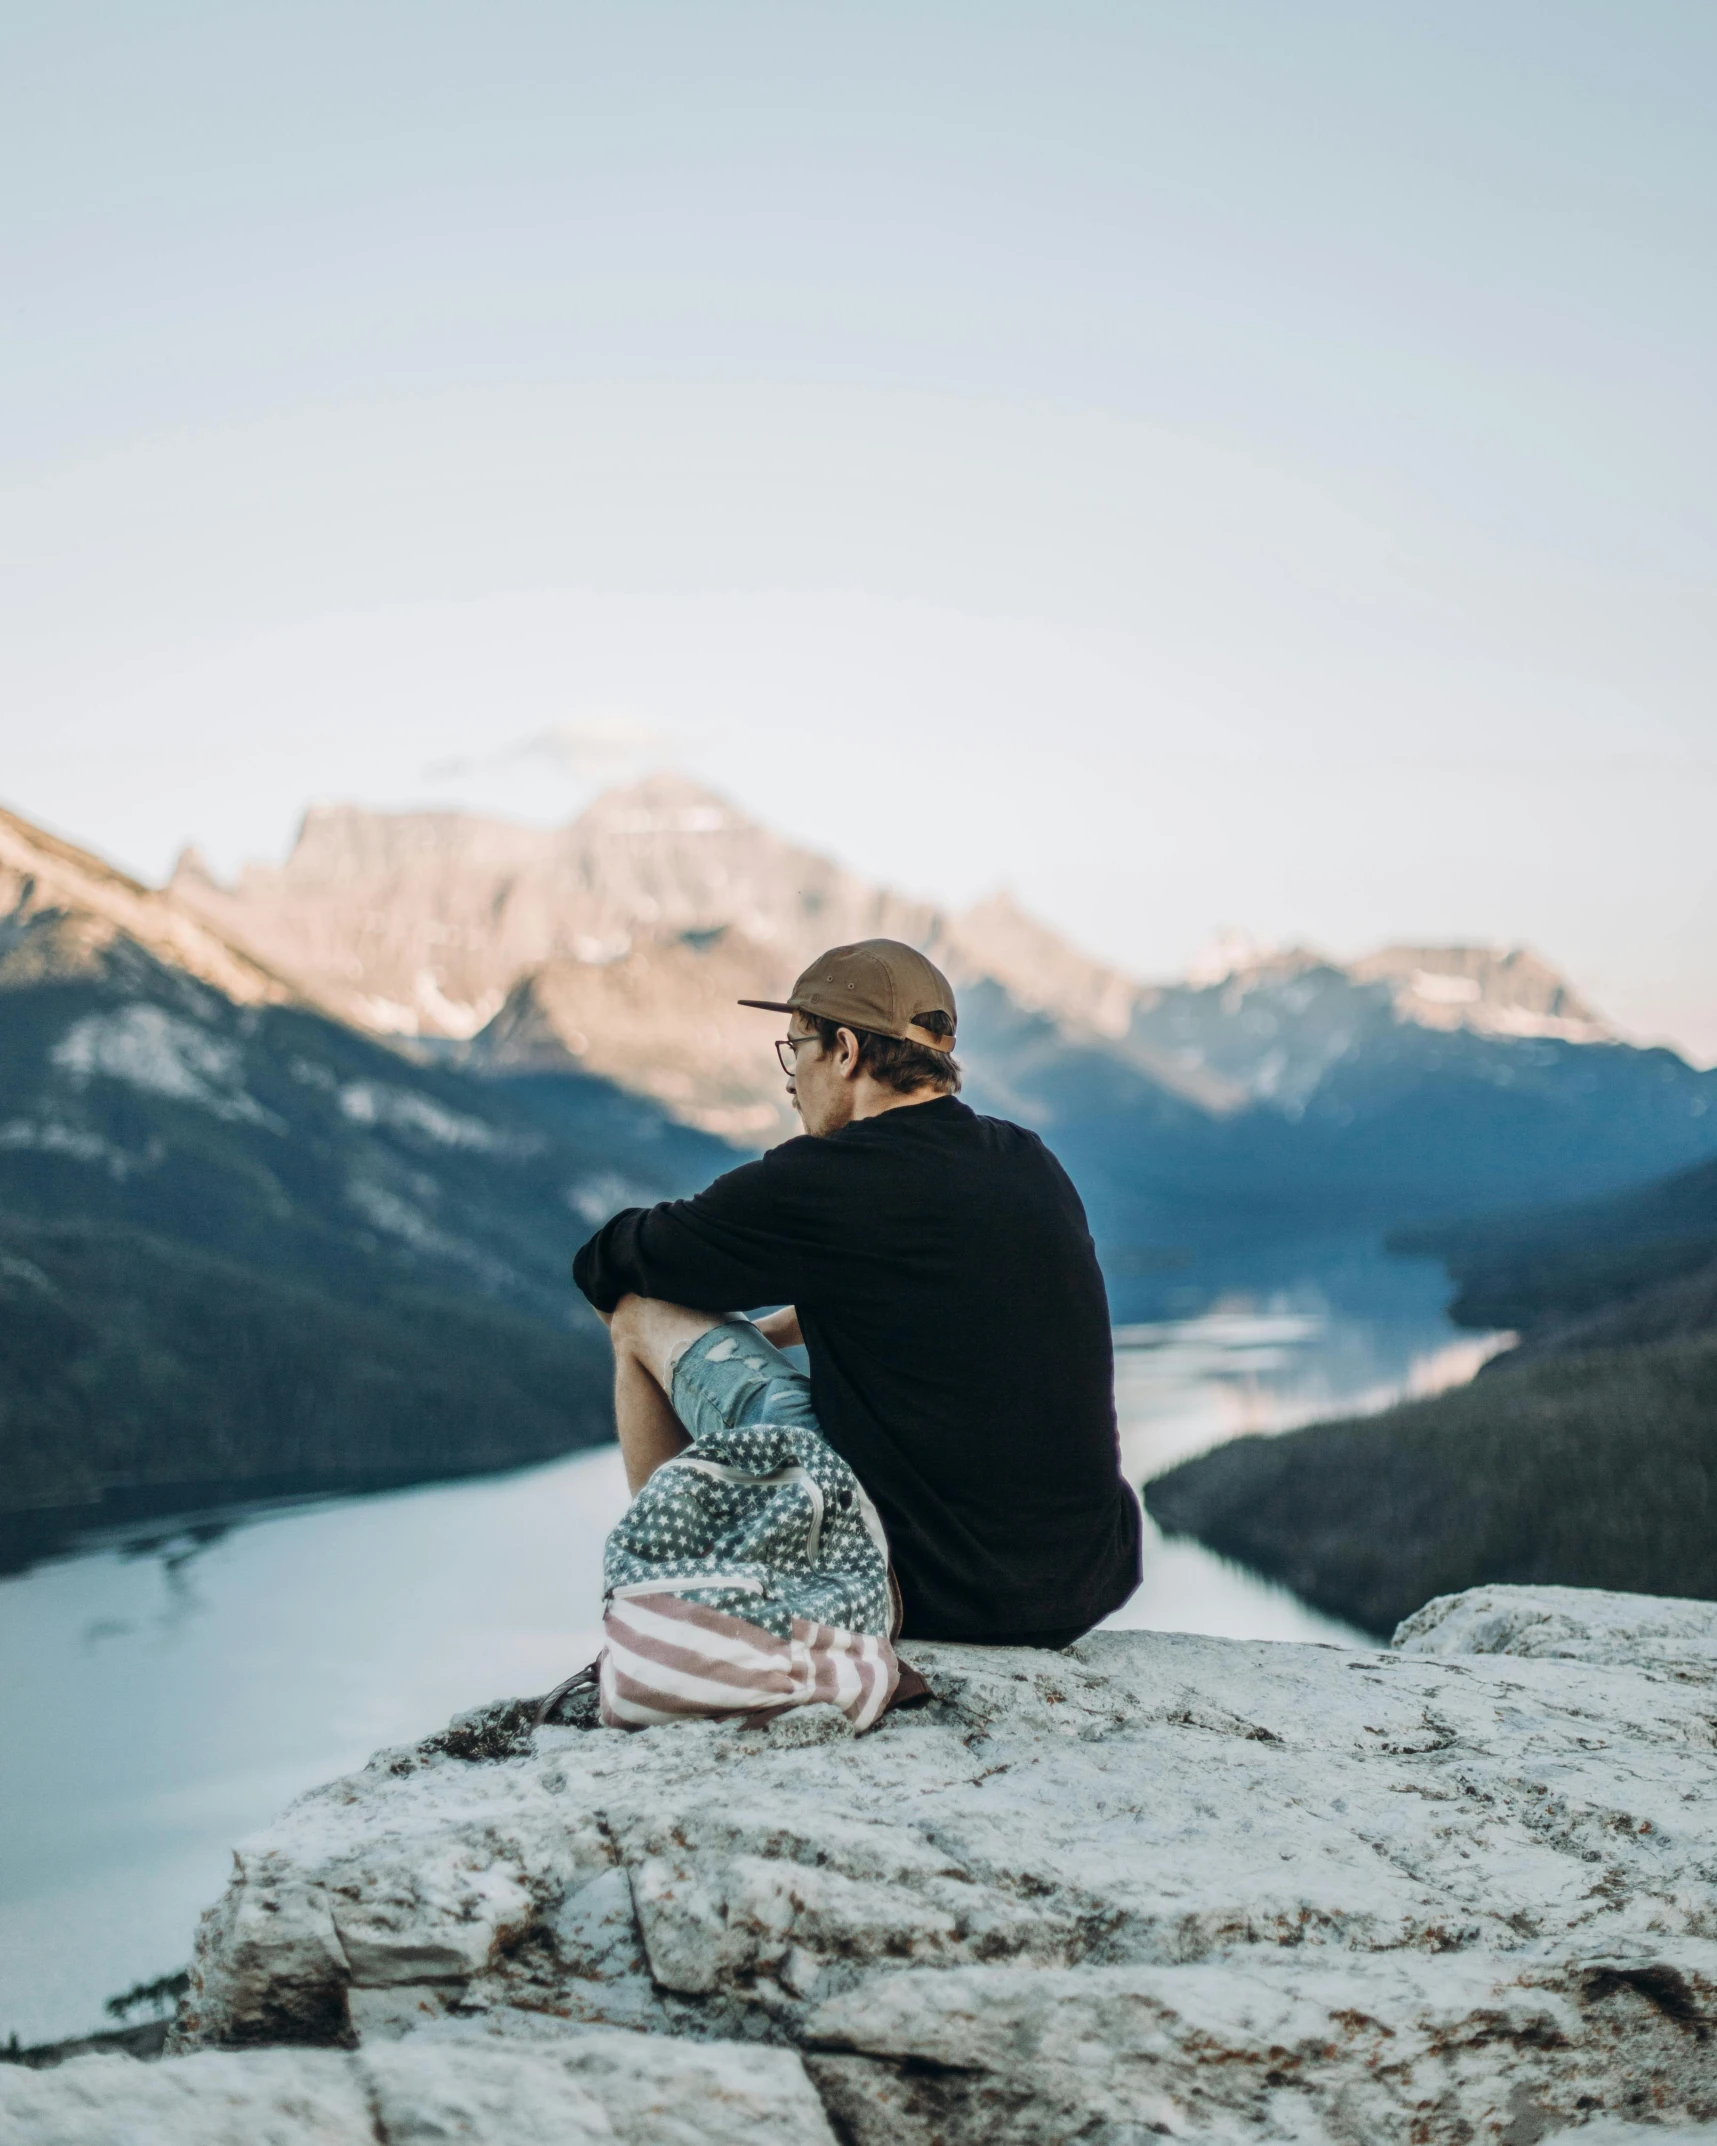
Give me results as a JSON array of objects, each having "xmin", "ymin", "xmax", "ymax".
[
  {"xmin": 946, "ymin": 891, "xmax": 1141, "ymax": 1039},
  {"xmin": 573, "ymin": 770, "xmax": 741, "ymax": 839},
  {"xmin": 476, "ymin": 924, "xmax": 798, "ymax": 1142},
  {"xmin": 1351, "ymin": 943, "xmax": 1613, "ymax": 1043},
  {"xmin": 158, "ymin": 779, "xmax": 1629, "ymax": 1139},
  {"xmin": 168, "ymin": 778, "xmax": 939, "ymax": 1051},
  {"xmin": 0, "ymin": 803, "xmax": 293, "ymax": 1008},
  {"xmin": 167, "ymin": 844, "xmax": 219, "ymax": 888}
]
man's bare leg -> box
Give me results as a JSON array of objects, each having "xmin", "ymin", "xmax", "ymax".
[{"xmin": 604, "ymin": 1294, "xmax": 724, "ymax": 1494}]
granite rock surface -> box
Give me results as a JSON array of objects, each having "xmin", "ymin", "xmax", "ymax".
[
  {"xmin": 0, "ymin": 2025, "xmax": 837, "ymax": 2144},
  {"xmin": 11, "ymin": 1586, "xmax": 1717, "ymax": 2143}
]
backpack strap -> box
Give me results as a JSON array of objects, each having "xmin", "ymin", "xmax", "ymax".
[{"xmin": 532, "ymin": 1660, "xmax": 600, "ymax": 1729}]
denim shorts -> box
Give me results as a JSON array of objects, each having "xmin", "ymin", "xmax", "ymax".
[{"xmin": 670, "ymin": 1318, "xmax": 822, "ymax": 1444}]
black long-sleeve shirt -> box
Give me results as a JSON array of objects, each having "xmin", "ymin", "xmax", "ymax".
[{"xmin": 572, "ymin": 1095, "xmax": 1141, "ymax": 1643}]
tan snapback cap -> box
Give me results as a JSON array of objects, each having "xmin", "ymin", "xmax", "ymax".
[{"xmin": 739, "ymin": 938, "xmax": 958, "ymax": 1052}]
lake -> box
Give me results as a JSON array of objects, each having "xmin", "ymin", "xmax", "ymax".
[{"xmin": 0, "ymin": 1242, "xmax": 1482, "ymax": 2045}]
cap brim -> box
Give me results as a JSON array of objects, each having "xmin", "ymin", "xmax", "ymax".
[{"xmin": 736, "ymin": 998, "xmax": 797, "ymax": 1013}]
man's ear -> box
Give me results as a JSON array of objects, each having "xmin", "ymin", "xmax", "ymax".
[{"xmin": 835, "ymin": 1026, "xmax": 864, "ymax": 1079}]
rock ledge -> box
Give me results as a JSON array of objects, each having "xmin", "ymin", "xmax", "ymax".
[{"xmin": 9, "ymin": 1586, "xmax": 1717, "ymax": 2143}]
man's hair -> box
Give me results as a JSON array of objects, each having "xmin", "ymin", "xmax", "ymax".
[{"xmin": 808, "ymin": 1007, "xmax": 961, "ymax": 1095}]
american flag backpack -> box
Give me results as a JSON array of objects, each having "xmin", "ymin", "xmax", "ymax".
[{"xmin": 587, "ymin": 1419, "xmax": 906, "ymax": 1732}]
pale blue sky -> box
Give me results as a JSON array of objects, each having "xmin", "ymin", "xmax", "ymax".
[{"xmin": 3, "ymin": 4, "xmax": 1714, "ymax": 1052}]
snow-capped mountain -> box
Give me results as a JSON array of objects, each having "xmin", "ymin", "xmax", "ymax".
[
  {"xmin": 160, "ymin": 775, "xmax": 1717, "ymax": 1263},
  {"xmin": 169, "ymin": 773, "xmax": 1636, "ymax": 1144}
]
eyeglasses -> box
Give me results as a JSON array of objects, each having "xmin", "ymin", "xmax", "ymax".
[{"xmin": 774, "ymin": 1035, "xmax": 818, "ymax": 1077}]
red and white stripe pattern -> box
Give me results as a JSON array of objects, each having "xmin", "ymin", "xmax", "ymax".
[{"xmin": 599, "ymin": 1587, "xmax": 899, "ymax": 1733}]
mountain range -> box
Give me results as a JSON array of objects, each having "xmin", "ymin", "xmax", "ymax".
[
  {"xmin": 171, "ymin": 777, "xmax": 1617, "ymax": 1133},
  {"xmin": 171, "ymin": 775, "xmax": 1717, "ymax": 1267},
  {"xmin": 6, "ymin": 776, "xmax": 1717, "ymax": 1557}
]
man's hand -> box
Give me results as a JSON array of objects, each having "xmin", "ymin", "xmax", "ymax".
[{"xmin": 752, "ymin": 1305, "xmax": 803, "ymax": 1350}]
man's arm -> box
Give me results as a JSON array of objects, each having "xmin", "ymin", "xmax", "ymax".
[{"xmin": 573, "ymin": 1148, "xmax": 814, "ymax": 1316}]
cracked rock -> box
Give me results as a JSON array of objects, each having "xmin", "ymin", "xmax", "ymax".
[{"xmin": 13, "ymin": 1585, "xmax": 1717, "ymax": 2143}]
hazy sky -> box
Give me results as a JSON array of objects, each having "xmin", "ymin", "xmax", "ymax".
[{"xmin": 4, "ymin": 4, "xmax": 1714, "ymax": 1055}]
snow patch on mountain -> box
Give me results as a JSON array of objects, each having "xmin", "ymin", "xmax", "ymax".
[
  {"xmin": 51, "ymin": 1007, "xmax": 285, "ymax": 1130},
  {"xmin": 337, "ymin": 1081, "xmax": 540, "ymax": 1156}
]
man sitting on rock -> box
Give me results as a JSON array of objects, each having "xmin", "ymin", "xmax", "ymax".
[{"xmin": 572, "ymin": 938, "xmax": 1141, "ymax": 1647}]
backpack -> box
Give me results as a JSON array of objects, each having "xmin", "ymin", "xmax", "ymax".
[{"xmin": 594, "ymin": 1418, "xmax": 904, "ymax": 1732}]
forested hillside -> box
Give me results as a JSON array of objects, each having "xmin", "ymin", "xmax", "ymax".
[
  {"xmin": 1147, "ymin": 1153, "xmax": 1717, "ymax": 1631},
  {"xmin": 0, "ymin": 806, "xmax": 736, "ymax": 1564},
  {"xmin": 1389, "ymin": 1155, "xmax": 1717, "ymax": 1333}
]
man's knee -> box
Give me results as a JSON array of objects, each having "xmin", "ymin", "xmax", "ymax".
[
  {"xmin": 607, "ymin": 1292, "xmax": 647, "ymax": 1349},
  {"xmin": 607, "ymin": 1294, "xmax": 721, "ymax": 1385}
]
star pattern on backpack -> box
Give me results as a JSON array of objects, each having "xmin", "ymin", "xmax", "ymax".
[{"xmin": 604, "ymin": 1420, "xmax": 892, "ymax": 1641}]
